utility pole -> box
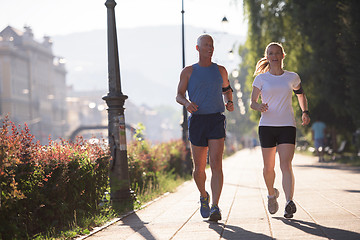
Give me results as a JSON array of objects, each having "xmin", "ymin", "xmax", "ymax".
[{"xmin": 103, "ymin": 0, "xmax": 132, "ymax": 209}]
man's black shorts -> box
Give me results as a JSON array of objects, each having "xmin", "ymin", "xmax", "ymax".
[
  {"xmin": 188, "ymin": 113, "xmax": 226, "ymax": 147},
  {"xmin": 258, "ymin": 126, "xmax": 296, "ymax": 148}
]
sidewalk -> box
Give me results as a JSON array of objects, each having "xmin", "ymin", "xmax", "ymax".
[{"xmin": 81, "ymin": 148, "xmax": 360, "ymax": 240}]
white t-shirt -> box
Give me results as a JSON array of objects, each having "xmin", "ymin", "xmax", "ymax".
[{"xmin": 252, "ymin": 70, "xmax": 301, "ymax": 127}]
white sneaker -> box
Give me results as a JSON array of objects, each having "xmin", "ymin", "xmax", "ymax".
[{"xmin": 267, "ymin": 188, "xmax": 279, "ymax": 214}]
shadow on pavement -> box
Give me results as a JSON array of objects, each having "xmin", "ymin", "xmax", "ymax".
[
  {"xmin": 208, "ymin": 221, "xmax": 273, "ymax": 240},
  {"xmin": 294, "ymin": 163, "xmax": 360, "ymax": 173},
  {"xmin": 345, "ymin": 189, "xmax": 360, "ymax": 193},
  {"xmin": 119, "ymin": 213, "xmax": 156, "ymax": 240},
  {"xmin": 274, "ymin": 217, "xmax": 360, "ymax": 240}
]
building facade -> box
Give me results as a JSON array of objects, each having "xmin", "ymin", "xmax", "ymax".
[{"xmin": 0, "ymin": 26, "xmax": 67, "ymax": 144}]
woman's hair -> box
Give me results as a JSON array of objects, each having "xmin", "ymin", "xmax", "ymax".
[{"xmin": 253, "ymin": 42, "xmax": 286, "ymax": 76}]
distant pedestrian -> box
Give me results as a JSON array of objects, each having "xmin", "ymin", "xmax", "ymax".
[
  {"xmin": 250, "ymin": 42, "xmax": 310, "ymax": 218},
  {"xmin": 311, "ymin": 120, "xmax": 326, "ymax": 162},
  {"xmin": 176, "ymin": 34, "xmax": 234, "ymax": 221}
]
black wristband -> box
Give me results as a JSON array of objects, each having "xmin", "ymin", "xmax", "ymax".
[
  {"xmin": 227, "ymin": 100, "xmax": 233, "ymax": 104},
  {"xmin": 222, "ymin": 85, "xmax": 233, "ymax": 92},
  {"xmin": 302, "ymin": 110, "xmax": 309, "ymax": 115}
]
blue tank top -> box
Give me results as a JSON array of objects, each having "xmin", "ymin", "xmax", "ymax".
[{"xmin": 188, "ymin": 63, "xmax": 225, "ymax": 114}]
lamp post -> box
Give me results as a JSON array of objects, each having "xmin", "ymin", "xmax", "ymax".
[
  {"xmin": 181, "ymin": 0, "xmax": 187, "ymax": 144},
  {"xmin": 181, "ymin": 0, "xmax": 192, "ymax": 172},
  {"xmin": 103, "ymin": 0, "xmax": 132, "ymax": 208}
]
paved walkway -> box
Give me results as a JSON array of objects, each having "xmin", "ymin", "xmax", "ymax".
[{"xmin": 81, "ymin": 148, "xmax": 360, "ymax": 240}]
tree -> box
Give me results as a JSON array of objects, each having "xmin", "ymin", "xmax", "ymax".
[
  {"xmin": 337, "ymin": 0, "xmax": 360, "ymax": 128},
  {"xmin": 225, "ymin": 45, "xmax": 257, "ymax": 145},
  {"xmin": 241, "ymin": 0, "xmax": 360, "ymax": 147}
]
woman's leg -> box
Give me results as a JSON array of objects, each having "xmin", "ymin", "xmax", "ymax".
[
  {"xmin": 277, "ymin": 143, "xmax": 295, "ymax": 201},
  {"xmin": 261, "ymin": 147, "xmax": 277, "ymax": 196}
]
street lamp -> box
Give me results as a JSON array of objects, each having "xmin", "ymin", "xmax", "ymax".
[
  {"xmin": 181, "ymin": 0, "xmax": 187, "ymax": 144},
  {"xmin": 181, "ymin": 0, "xmax": 192, "ymax": 172},
  {"xmin": 103, "ymin": 0, "xmax": 132, "ymax": 209},
  {"xmin": 221, "ymin": 16, "xmax": 228, "ymax": 23}
]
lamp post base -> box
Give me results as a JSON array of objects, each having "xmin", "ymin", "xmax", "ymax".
[{"xmin": 103, "ymin": 93, "xmax": 132, "ymax": 211}]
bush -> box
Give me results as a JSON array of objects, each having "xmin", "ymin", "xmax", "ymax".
[
  {"xmin": 127, "ymin": 139, "xmax": 187, "ymax": 199},
  {"xmin": 0, "ymin": 118, "xmax": 110, "ymax": 239},
  {"xmin": 0, "ymin": 118, "xmax": 189, "ymax": 239}
]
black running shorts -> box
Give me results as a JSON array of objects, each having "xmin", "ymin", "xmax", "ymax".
[
  {"xmin": 188, "ymin": 113, "xmax": 226, "ymax": 147},
  {"xmin": 258, "ymin": 126, "xmax": 296, "ymax": 148}
]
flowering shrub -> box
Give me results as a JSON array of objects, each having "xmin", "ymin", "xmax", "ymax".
[
  {"xmin": 0, "ymin": 117, "xmax": 188, "ymax": 239},
  {"xmin": 0, "ymin": 118, "xmax": 109, "ymax": 239},
  {"xmin": 127, "ymin": 139, "xmax": 186, "ymax": 196}
]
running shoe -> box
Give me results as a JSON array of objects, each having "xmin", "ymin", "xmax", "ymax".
[
  {"xmin": 200, "ymin": 191, "xmax": 210, "ymax": 218},
  {"xmin": 284, "ymin": 200, "xmax": 297, "ymax": 218},
  {"xmin": 209, "ymin": 205, "xmax": 222, "ymax": 221},
  {"xmin": 267, "ymin": 188, "xmax": 279, "ymax": 214}
]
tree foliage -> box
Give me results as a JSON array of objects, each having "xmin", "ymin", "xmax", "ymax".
[
  {"xmin": 225, "ymin": 45, "xmax": 257, "ymax": 144},
  {"xmin": 240, "ymin": 0, "xmax": 360, "ymax": 141}
]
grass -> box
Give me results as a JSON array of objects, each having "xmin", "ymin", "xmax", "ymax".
[
  {"xmin": 134, "ymin": 171, "xmax": 192, "ymax": 209},
  {"xmin": 331, "ymin": 153, "xmax": 360, "ymax": 167},
  {"xmin": 297, "ymin": 149, "xmax": 360, "ymax": 167},
  {"xmin": 38, "ymin": 171, "xmax": 191, "ymax": 240},
  {"xmin": 32, "ymin": 206, "xmax": 118, "ymax": 240}
]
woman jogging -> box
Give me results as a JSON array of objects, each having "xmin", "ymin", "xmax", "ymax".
[{"xmin": 250, "ymin": 42, "xmax": 310, "ymax": 218}]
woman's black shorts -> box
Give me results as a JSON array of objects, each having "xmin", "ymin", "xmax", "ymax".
[{"xmin": 258, "ymin": 126, "xmax": 296, "ymax": 148}]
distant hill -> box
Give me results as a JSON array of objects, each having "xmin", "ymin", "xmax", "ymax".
[{"xmin": 52, "ymin": 25, "xmax": 245, "ymax": 108}]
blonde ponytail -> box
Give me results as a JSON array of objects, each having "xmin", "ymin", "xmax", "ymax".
[{"xmin": 254, "ymin": 57, "xmax": 270, "ymax": 76}]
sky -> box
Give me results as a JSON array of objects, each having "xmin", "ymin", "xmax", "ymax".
[
  {"xmin": 0, "ymin": 0, "xmax": 247, "ymax": 39},
  {"xmin": 0, "ymin": 0, "xmax": 248, "ymax": 140},
  {"xmin": 0, "ymin": 0, "xmax": 247, "ymax": 109}
]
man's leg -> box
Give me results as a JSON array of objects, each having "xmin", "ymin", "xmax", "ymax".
[
  {"xmin": 319, "ymin": 139, "xmax": 325, "ymax": 162},
  {"xmin": 208, "ymin": 138, "xmax": 225, "ymax": 206},
  {"xmin": 191, "ymin": 144, "xmax": 208, "ymax": 198}
]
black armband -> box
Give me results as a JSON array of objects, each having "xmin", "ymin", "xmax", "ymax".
[
  {"xmin": 222, "ymin": 85, "xmax": 233, "ymax": 92},
  {"xmin": 293, "ymin": 84, "xmax": 304, "ymax": 95}
]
